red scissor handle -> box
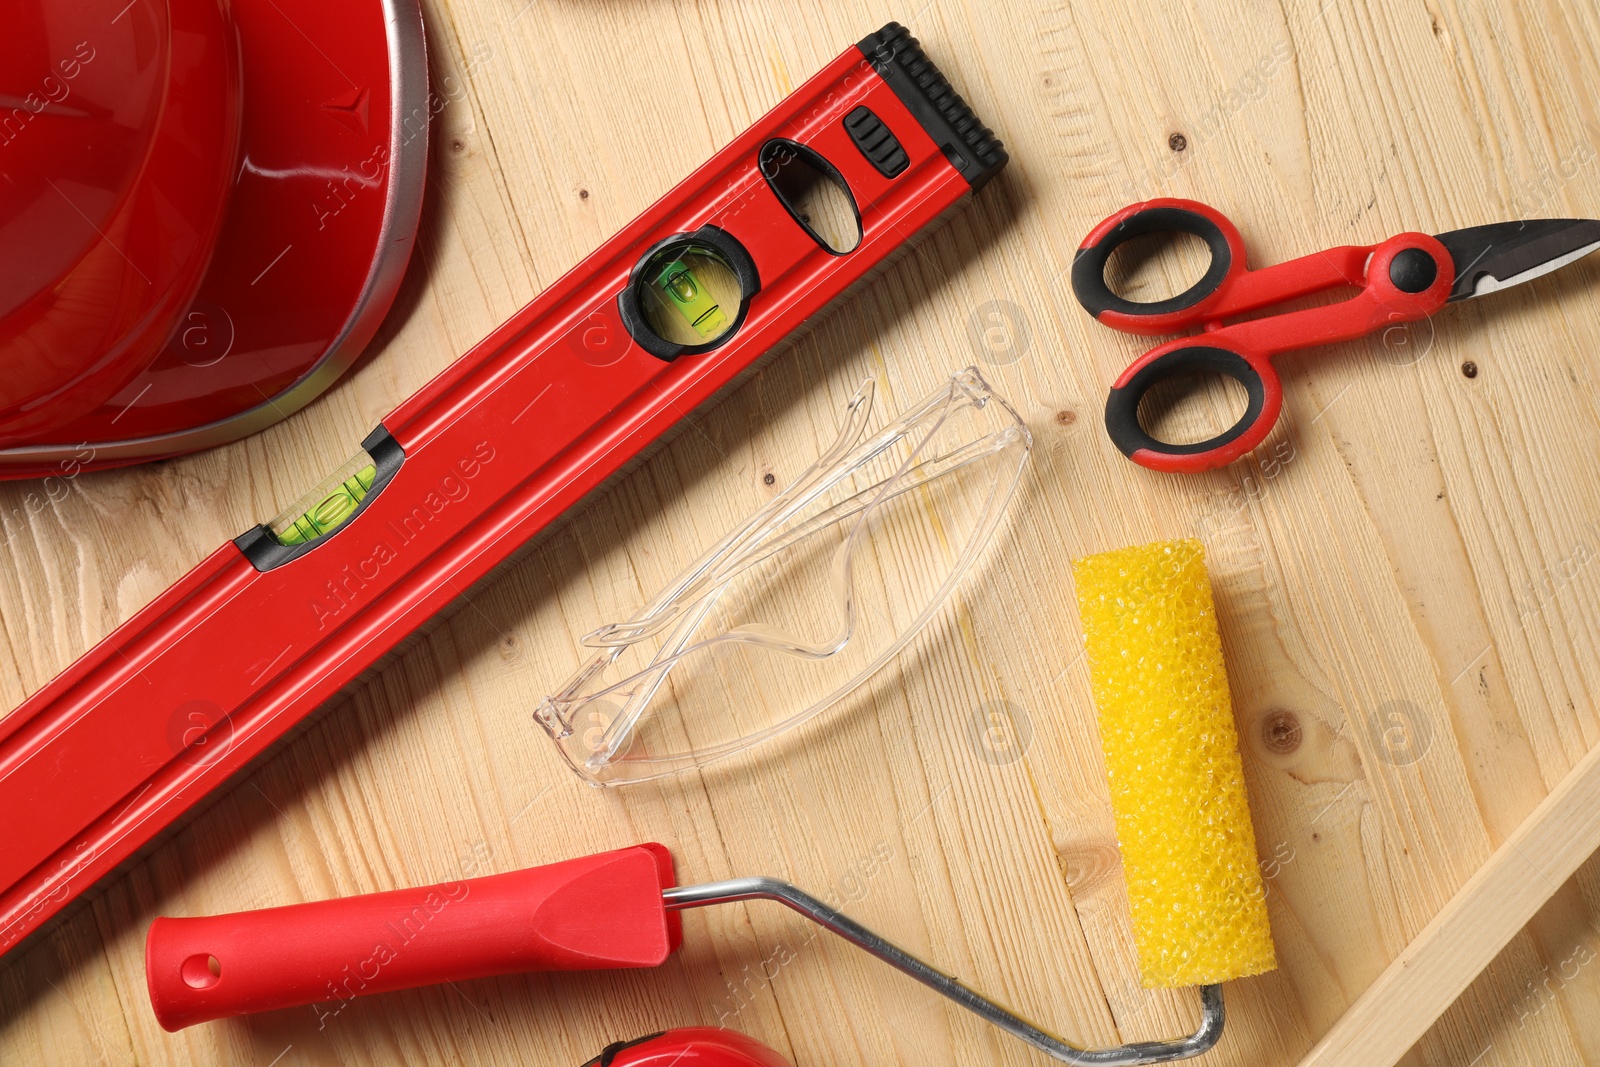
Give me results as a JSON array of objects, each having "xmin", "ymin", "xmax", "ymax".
[
  {"xmin": 1071, "ymin": 199, "xmax": 1251, "ymax": 334},
  {"xmin": 1072, "ymin": 199, "xmax": 1455, "ymax": 472}
]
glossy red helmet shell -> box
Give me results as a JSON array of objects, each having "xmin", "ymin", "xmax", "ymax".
[{"xmin": 0, "ymin": 0, "xmax": 427, "ymax": 478}]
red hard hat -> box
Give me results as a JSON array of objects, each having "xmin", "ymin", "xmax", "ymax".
[{"xmin": 0, "ymin": 0, "xmax": 427, "ymax": 478}]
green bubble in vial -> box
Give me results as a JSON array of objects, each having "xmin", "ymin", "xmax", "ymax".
[
  {"xmin": 653, "ymin": 259, "xmax": 727, "ymax": 338},
  {"xmin": 277, "ymin": 464, "xmax": 378, "ymax": 546}
]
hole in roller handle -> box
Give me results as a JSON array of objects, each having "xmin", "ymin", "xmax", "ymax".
[{"xmin": 1103, "ymin": 344, "xmax": 1279, "ymax": 474}]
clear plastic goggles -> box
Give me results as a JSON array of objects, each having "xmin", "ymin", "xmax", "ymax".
[{"xmin": 534, "ymin": 366, "xmax": 1031, "ymax": 785}]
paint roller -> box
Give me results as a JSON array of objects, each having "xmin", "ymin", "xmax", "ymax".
[
  {"xmin": 1072, "ymin": 538, "xmax": 1276, "ymax": 991},
  {"xmin": 144, "ymin": 539, "xmax": 1272, "ymax": 1063}
]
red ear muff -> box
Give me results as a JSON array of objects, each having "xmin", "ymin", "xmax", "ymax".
[{"xmin": 584, "ymin": 1029, "xmax": 793, "ymax": 1067}]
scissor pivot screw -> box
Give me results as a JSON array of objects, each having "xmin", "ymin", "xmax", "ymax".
[{"xmin": 1389, "ymin": 248, "xmax": 1439, "ymax": 293}]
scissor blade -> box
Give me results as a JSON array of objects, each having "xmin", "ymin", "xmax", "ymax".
[{"xmin": 1436, "ymin": 218, "xmax": 1600, "ymax": 302}]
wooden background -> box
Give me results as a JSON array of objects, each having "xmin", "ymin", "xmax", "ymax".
[{"xmin": 5, "ymin": 0, "xmax": 1600, "ymax": 1063}]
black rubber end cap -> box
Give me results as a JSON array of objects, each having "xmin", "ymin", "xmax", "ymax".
[{"xmin": 857, "ymin": 22, "xmax": 1008, "ymax": 190}]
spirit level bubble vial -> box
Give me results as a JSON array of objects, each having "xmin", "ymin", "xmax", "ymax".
[{"xmin": 0, "ymin": 23, "xmax": 1007, "ymax": 954}]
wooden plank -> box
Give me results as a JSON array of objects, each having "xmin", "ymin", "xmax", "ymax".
[{"xmin": 1300, "ymin": 736, "xmax": 1600, "ymax": 1066}]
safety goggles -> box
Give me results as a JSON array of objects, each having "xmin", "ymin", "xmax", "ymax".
[{"xmin": 534, "ymin": 366, "xmax": 1031, "ymax": 785}]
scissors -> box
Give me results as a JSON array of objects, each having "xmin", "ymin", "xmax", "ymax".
[{"xmin": 1071, "ymin": 198, "xmax": 1600, "ymax": 473}]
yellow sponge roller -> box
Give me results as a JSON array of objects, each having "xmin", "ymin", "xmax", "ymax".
[{"xmin": 1072, "ymin": 538, "xmax": 1275, "ymax": 988}]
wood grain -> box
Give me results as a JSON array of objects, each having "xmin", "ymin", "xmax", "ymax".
[
  {"xmin": 1300, "ymin": 731, "xmax": 1600, "ymax": 1066},
  {"xmin": 4, "ymin": 1, "xmax": 1600, "ymax": 1065}
]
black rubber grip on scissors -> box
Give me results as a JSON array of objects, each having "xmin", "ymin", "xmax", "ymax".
[
  {"xmin": 1104, "ymin": 347, "xmax": 1266, "ymax": 459},
  {"xmin": 1071, "ymin": 206, "xmax": 1234, "ymax": 318}
]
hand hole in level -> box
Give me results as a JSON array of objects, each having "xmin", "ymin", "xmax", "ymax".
[{"xmin": 761, "ymin": 140, "xmax": 861, "ymax": 254}]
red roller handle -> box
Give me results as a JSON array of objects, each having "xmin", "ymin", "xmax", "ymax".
[{"xmin": 146, "ymin": 845, "xmax": 681, "ymax": 1031}]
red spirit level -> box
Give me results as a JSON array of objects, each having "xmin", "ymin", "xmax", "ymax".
[{"xmin": 0, "ymin": 23, "xmax": 1005, "ymax": 956}]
